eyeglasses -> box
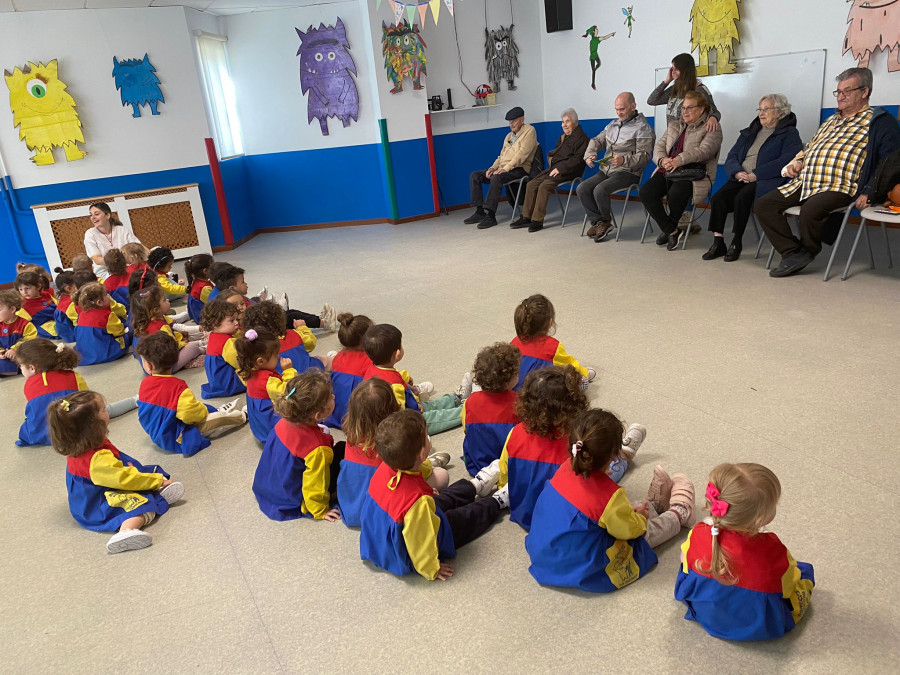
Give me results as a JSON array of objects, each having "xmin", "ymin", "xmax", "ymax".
[
  {"xmin": 682, "ymin": 105, "xmax": 699, "ymax": 111},
  {"xmin": 757, "ymin": 106, "xmax": 775, "ymax": 113},
  {"xmin": 833, "ymin": 86, "xmax": 865, "ymax": 97}
]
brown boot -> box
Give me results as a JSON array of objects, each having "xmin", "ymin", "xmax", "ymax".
[
  {"xmin": 669, "ymin": 473, "xmax": 696, "ymax": 528},
  {"xmin": 586, "ymin": 222, "xmax": 599, "ymax": 237},
  {"xmin": 646, "ymin": 465, "xmax": 673, "ymax": 511}
]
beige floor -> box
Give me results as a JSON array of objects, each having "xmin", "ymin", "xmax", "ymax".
[{"xmin": 3, "ymin": 205, "xmax": 900, "ymax": 673}]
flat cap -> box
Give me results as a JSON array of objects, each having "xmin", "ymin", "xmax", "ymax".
[{"xmin": 505, "ymin": 106, "xmax": 525, "ymax": 120}]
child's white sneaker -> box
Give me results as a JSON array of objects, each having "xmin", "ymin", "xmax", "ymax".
[
  {"xmin": 620, "ymin": 423, "xmax": 647, "ymax": 462},
  {"xmin": 427, "ymin": 452, "xmax": 451, "ymax": 469},
  {"xmin": 279, "ymin": 293, "xmax": 289, "ymax": 311},
  {"xmin": 454, "ymin": 371, "xmax": 474, "ymax": 400},
  {"xmin": 587, "ymin": 367, "xmax": 597, "ymax": 382},
  {"xmin": 492, "ymin": 483, "xmax": 510, "ymax": 509},
  {"xmin": 471, "ymin": 459, "xmax": 501, "ymax": 497},
  {"xmin": 107, "ymin": 529, "xmax": 152, "ymax": 554},
  {"xmin": 257, "ymin": 286, "xmax": 268, "ymax": 301},
  {"xmin": 159, "ymin": 481, "xmax": 185, "ymax": 505},
  {"xmin": 414, "ymin": 381, "xmax": 434, "ymax": 398},
  {"xmin": 319, "ymin": 303, "xmax": 337, "ymax": 332},
  {"xmin": 218, "ymin": 398, "xmax": 241, "ymax": 414},
  {"xmin": 326, "ymin": 350, "xmax": 338, "ymax": 359}
]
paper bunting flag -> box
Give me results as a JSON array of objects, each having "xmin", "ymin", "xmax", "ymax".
[{"xmin": 376, "ymin": 0, "xmax": 452, "ymax": 25}]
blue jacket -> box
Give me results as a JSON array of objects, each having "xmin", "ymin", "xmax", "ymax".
[
  {"xmin": 857, "ymin": 107, "xmax": 900, "ymax": 199},
  {"xmin": 723, "ymin": 112, "xmax": 802, "ymax": 199}
]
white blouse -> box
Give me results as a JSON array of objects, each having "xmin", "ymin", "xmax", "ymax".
[{"xmin": 83, "ymin": 225, "xmax": 142, "ymax": 278}]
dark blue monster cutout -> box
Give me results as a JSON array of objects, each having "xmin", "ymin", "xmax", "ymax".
[
  {"xmin": 112, "ymin": 54, "xmax": 164, "ymax": 118},
  {"xmin": 296, "ymin": 18, "xmax": 359, "ymax": 136}
]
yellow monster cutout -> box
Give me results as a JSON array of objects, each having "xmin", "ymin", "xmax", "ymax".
[
  {"xmin": 4, "ymin": 60, "xmax": 86, "ymax": 166},
  {"xmin": 690, "ymin": 0, "xmax": 742, "ymax": 76}
]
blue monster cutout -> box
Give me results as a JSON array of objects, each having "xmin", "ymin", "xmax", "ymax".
[
  {"xmin": 296, "ymin": 18, "xmax": 359, "ymax": 136},
  {"xmin": 112, "ymin": 54, "xmax": 164, "ymax": 118}
]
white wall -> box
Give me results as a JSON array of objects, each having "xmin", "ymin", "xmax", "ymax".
[{"xmin": 0, "ymin": 7, "xmax": 211, "ymax": 189}]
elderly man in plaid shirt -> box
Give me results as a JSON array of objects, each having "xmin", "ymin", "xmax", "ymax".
[{"xmin": 755, "ymin": 67, "xmax": 900, "ymax": 277}]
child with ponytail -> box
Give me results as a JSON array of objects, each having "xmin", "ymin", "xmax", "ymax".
[
  {"xmin": 674, "ymin": 463, "xmax": 815, "ymax": 641},
  {"xmin": 73, "ymin": 283, "xmax": 130, "ymax": 365},
  {"xmin": 324, "ymin": 312, "xmax": 373, "ymax": 428},
  {"xmin": 148, "ymin": 246, "xmax": 187, "ymax": 299},
  {"xmin": 131, "ymin": 286, "xmax": 204, "ymax": 372},
  {"xmin": 236, "ymin": 328, "xmax": 298, "ymax": 442},
  {"xmin": 185, "ymin": 253, "xmax": 214, "ymax": 323},
  {"xmin": 102, "ymin": 248, "xmax": 131, "ymax": 308},
  {"xmin": 242, "ymin": 301, "xmax": 331, "ymax": 376},
  {"xmin": 52, "ymin": 268, "xmax": 77, "ymax": 342},
  {"xmin": 526, "ymin": 409, "xmax": 693, "ymax": 592}
]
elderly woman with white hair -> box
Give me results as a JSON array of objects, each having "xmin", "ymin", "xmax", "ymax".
[
  {"xmin": 510, "ymin": 108, "xmax": 589, "ymax": 232},
  {"xmin": 701, "ymin": 94, "xmax": 803, "ymax": 261}
]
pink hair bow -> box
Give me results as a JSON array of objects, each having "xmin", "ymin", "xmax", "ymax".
[{"xmin": 706, "ymin": 482, "xmax": 729, "ymax": 517}]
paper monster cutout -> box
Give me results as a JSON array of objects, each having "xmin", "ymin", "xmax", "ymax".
[
  {"xmin": 690, "ymin": 0, "xmax": 742, "ymax": 76},
  {"xmin": 4, "ymin": 60, "xmax": 85, "ymax": 165},
  {"xmin": 296, "ymin": 19, "xmax": 360, "ymax": 136},
  {"xmin": 582, "ymin": 26, "xmax": 615, "ymax": 90},
  {"xmin": 112, "ymin": 54, "xmax": 164, "ymax": 117},
  {"xmin": 844, "ymin": 0, "xmax": 900, "ymax": 73},
  {"xmin": 485, "ymin": 25, "xmax": 520, "ymax": 92},
  {"xmin": 382, "ymin": 19, "xmax": 427, "ymax": 94},
  {"xmin": 622, "ymin": 7, "xmax": 635, "ymax": 38},
  {"xmin": 376, "ymin": 0, "xmax": 453, "ymax": 26}
]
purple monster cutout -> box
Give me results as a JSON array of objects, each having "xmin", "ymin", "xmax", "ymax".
[{"xmin": 296, "ymin": 18, "xmax": 359, "ymax": 136}]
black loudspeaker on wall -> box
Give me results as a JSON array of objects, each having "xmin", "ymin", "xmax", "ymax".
[{"xmin": 545, "ymin": 0, "xmax": 573, "ymax": 33}]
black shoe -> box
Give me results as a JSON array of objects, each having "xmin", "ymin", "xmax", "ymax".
[
  {"xmin": 702, "ymin": 238, "xmax": 727, "ymax": 260},
  {"xmin": 724, "ymin": 240, "xmax": 743, "ymax": 262},
  {"xmin": 528, "ymin": 221, "xmax": 544, "ymax": 232},
  {"xmin": 769, "ymin": 250, "xmax": 814, "ymax": 277},
  {"xmin": 464, "ymin": 209, "xmax": 486, "ymax": 225},
  {"xmin": 666, "ymin": 229, "xmax": 684, "ymax": 251},
  {"xmin": 510, "ymin": 217, "xmax": 532, "ymax": 229},
  {"xmin": 476, "ymin": 213, "xmax": 498, "ymax": 229},
  {"xmin": 656, "ymin": 231, "xmax": 669, "ymax": 246}
]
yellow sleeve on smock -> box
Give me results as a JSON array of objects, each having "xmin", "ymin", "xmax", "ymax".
[
  {"xmin": 267, "ymin": 368, "xmax": 297, "ymax": 402},
  {"xmin": 89, "ymin": 449, "xmax": 165, "ymax": 491},
  {"xmin": 66, "ymin": 303, "xmax": 78, "ymax": 325},
  {"xmin": 401, "ymin": 495, "xmax": 442, "ymax": 580},
  {"xmin": 598, "ymin": 488, "xmax": 648, "ymax": 540},
  {"xmin": 159, "ymin": 322, "xmax": 187, "ymax": 349},
  {"xmin": 460, "ymin": 401, "xmax": 467, "ymax": 432},
  {"xmin": 301, "ymin": 445, "xmax": 334, "ymax": 519},
  {"xmin": 199, "ymin": 285, "xmax": 212, "ymax": 303},
  {"xmin": 221, "ymin": 338, "xmax": 239, "ymax": 369},
  {"xmin": 157, "ymin": 275, "xmax": 187, "ymax": 295},
  {"xmin": 497, "ymin": 429, "xmax": 514, "ymax": 489},
  {"xmin": 75, "ymin": 372, "xmax": 89, "ymax": 391},
  {"xmin": 390, "ymin": 383, "xmax": 407, "ymax": 409},
  {"xmin": 782, "ymin": 549, "xmax": 814, "ymax": 625},
  {"xmin": 293, "ymin": 326, "xmax": 316, "ymax": 353},
  {"xmin": 552, "ymin": 343, "xmax": 588, "ymax": 378},
  {"xmin": 10, "ymin": 320, "xmax": 37, "ymax": 349},
  {"xmin": 176, "ymin": 387, "xmax": 209, "ymax": 426},
  {"xmin": 110, "ymin": 299, "xmax": 127, "ymax": 319}
]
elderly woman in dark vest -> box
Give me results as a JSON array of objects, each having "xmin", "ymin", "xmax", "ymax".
[{"xmin": 702, "ymin": 94, "xmax": 803, "ymax": 262}]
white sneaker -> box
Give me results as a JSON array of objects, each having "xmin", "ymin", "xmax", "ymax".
[
  {"xmin": 620, "ymin": 423, "xmax": 647, "ymax": 462},
  {"xmin": 279, "ymin": 293, "xmax": 289, "ymax": 311},
  {"xmin": 159, "ymin": 481, "xmax": 185, "ymax": 505},
  {"xmin": 319, "ymin": 303, "xmax": 337, "ymax": 332},
  {"xmin": 326, "ymin": 350, "xmax": 338, "ymax": 359},
  {"xmin": 107, "ymin": 529, "xmax": 152, "ymax": 554},
  {"xmin": 218, "ymin": 398, "xmax": 241, "ymax": 414},
  {"xmin": 414, "ymin": 381, "xmax": 434, "ymax": 398},
  {"xmin": 257, "ymin": 286, "xmax": 268, "ymax": 301},
  {"xmin": 454, "ymin": 371, "xmax": 473, "ymax": 400},
  {"xmin": 472, "ymin": 459, "xmax": 501, "ymax": 497},
  {"xmin": 427, "ymin": 452, "xmax": 451, "ymax": 469},
  {"xmin": 587, "ymin": 367, "xmax": 597, "ymax": 382},
  {"xmin": 492, "ymin": 483, "xmax": 510, "ymax": 509}
]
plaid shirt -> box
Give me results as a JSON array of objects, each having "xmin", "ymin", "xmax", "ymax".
[{"xmin": 780, "ymin": 107, "xmax": 873, "ymax": 201}]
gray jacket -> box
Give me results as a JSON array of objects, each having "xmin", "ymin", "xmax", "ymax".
[{"xmin": 584, "ymin": 112, "xmax": 655, "ymax": 176}]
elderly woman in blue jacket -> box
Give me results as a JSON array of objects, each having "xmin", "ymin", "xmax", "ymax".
[{"xmin": 702, "ymin": 94, "xmax": 803, "ymax": 262}]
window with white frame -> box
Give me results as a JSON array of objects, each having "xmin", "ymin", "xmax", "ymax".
[{"xmin": 195, "ymin": 32, "xmax": 244, "ymax": 158}]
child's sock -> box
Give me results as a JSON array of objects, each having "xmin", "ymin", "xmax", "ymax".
[
  {"xmin": 470, "ymin": 459, "xmax": 501, "ymax": 497},
  {"xmin": 106, "ymin": 395, "xmax": 138, "ymax": 418},
  {"xmin": 491, "ymin": 483, "xmax": 510, "ymax": 509}
]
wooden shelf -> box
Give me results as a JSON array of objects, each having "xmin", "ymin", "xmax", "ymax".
[{"xmin": 430, "ymin": 103, "xmax": 500, "ymax": 115}]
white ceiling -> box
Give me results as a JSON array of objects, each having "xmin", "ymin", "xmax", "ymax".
[{"xmin": 0, "ymin": 1, "xmax": 313, "ymax": 15}]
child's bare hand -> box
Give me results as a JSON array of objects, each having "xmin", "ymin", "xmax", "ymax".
[
  {"xmin": 436, "ymin": 562, "xmax": 454, "ymax": 581},
  {"xmin": 161, "ymin": 479, "xmax": 174, "ymax": 487},
  {"xmin": 634, "ymin": 500, "xmax": 650, "ymax": 518},
  {"xmin": 324, "ymin": 508, "xmax": 341, "ymax": 522},
  {"xmin": 293, "ymin": 319, "xmax": 306, "ymax": 328},
  {"xmin": 280, "ymin": 357, "xmax": 293, "ymax": 370}
]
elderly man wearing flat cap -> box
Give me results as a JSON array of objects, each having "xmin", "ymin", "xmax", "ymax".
[{"xmin": 465, "ymin": 106, "xmax": 539, "ymax": 229}]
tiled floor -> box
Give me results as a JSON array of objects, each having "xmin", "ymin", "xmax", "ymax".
[{"xmin": 3, "ymin": 204, "xmax": 899, "ymax": 673}]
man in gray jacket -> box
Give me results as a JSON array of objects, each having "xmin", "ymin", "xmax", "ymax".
[{"xmin": 577, "ymin": 92, "xmax": 655, "ymax": 241}]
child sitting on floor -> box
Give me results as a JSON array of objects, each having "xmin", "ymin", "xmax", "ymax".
[
  {"xmin": 359, "ymin": 409, "xmax": 509, "ymax": 581},
  {"xmin": 135, "ymin": 333, "xmax": 246, "ymax": 456},
  {"xmin": 325, "ymin": 312, "xmax": 373, "ymax": 429},
  {"xmin": 122, "ymin": 242, "xmax": 149, "ymax": 276},
  {"xmin": 73, "ymin": 283, "xmax": 130, "ymax": 365},
  {"xmin": 674, "ymin": 462, "xmax": 815, "ymax": 641},
  {"xmin": 102, "ymin": 248, "xmax": 131, "ymax": 308},
  {"xmin": 236, "ymin": 328, "xmax": 298, "ymax": 442},
  {"xmin": 0, "ymin": 289, "xmax": 37, "ymax": 376},
  {"xmin": 242, "ymin": 301, "xmax": 331, "ymax": 375},
  {"xmin": 462, "ymin": 342, "xmax": 521, "ymax": 476},
  {"xmin": 362, "ymin": 323, "xmax": 461, "ymax": 436},
  {"xmin": 49, "ymin": 390, "xmax": 186, "ymax": 553},
  {"xmin": 337, "ymin": 378, "xmax": 450, "ymax": 527},
  {"xmin": 15, "ymin": 269, "xmax": 57, "ymax": 339},
  {"xmin": 252, "ymin": 369, "xmax": 343, "ymax": 521},
  {"xmin": 131, "ymin": 286, "xmax": 204, "ymax": 372},
  {"xmin": 148, "ymin": 246, "xmax": 187, "ymax": 299},
  {"xmin": 52, "ymin": 268, "xmax": 77, "ymax": 342},
  {"xmin": 185, "ymin": 253, "xmax": 214, "ymax": 323},
  {"xmin": 498, "ymin": 365, "xmax": 589, "ymax": 530},
  {"xmin": 199, "ymin": 298, "xmax": 245, "ymax": 399},
  {"xmin": 15, "ymin": 338, "xmax": 137, "ymax": 446},
  {"xmin": 526, "ymin": 409, "xmax": 694, "ymax": 592},
  {"xmin": 511, "ymin": 293, "xmax": 596, "ymax": 390}
]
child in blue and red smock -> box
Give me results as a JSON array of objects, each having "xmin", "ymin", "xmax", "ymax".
[
  {"xmin": 15, "ymin": 269, "xmax": 57, "ymax": 339},
  {"xmin": 325, "ymin": 312, "xmax": 373, "ymax": 429},
  {"xmin": 48, "ymin": 390, "xmax": 186, "ymax": 553},
  {"xmin": 510, "ymin": 294, "xmax": 596, "ymax": 391},
  {"xmin": 337, "ymin": 378, "xmax": 450, "ymax": 527},
  {"xmin": 199, "ymin": 297, "xmax": 246, "ymax": 398},
  {"xmin": 242, "ymin": 301, "xmax": 332, "ymax": 377},
  {"xmin": 462, "ymin": 342, "xmax": 521, "ymax": 475},
  {"xmin": 526, "ymin": 409, "xmax": 696, "ymax": 592},
  {"xmin": 14, "ymin": 339, "xmax": 137, "ymax": 446},
  {"xmin": 362, "ymin": 323, "xmax": 462, "ymax": 436},
  {"xmin": 52, "ymin": 268, "xmax": 77, "ymax": 343},
  {"xmin": 185, "ymin": 253, "xmax": 214, "ymax": 324},
  {"xmin": 236, "ymin": 328, "xmax": 299, "ymax": 442},
  {"xmin": 0, "ymin": 289, "xmax": 37, "ymax": 376},
  {"xmin": 252, "ymin": 370, "xmax": 344, "ymax": 521},
  {"xmin": 73, "ymin": 282, "xmax": 130, "ymax": 365},
  {"xmin": 102, "ymin": 248, "xmax": 131, "ymax": 309},
  {"xmin": 497, "ymin": 365, "xmax": 588, "ymax": 530},
  {"xmin": 148, "ymin": 246, "xmax": 188, "ymax": 300},
  {"xmin": 135, "ymin": 333, "xmax": 246, "ymax": 456},
  {"xmin": 359, "ymin": 409, "xmax": 509, "ymax": 581},
  {"xmin": 131, "ymin": 286, "xmax": 204, "ymax": 372},
  {"xmin": 674, "ymin": 463, "xmax": 815, "ymax": 641}
]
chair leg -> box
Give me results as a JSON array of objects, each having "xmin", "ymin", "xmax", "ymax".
[
  {"xmin": 581, "ymin": 214, "xmax": 588, "ymax": 237},
  {"xmin": 754, "ymin": 216, "xmax": 766, "ymax": 260},
  {"xmin": 681, "ymin": 205, "xmax": 696, "ymax": 250},
  {"xmin": 864, "ymin": 222, "xmax": 874, "ymax": 269},
  {"xmin": 766, "ymin": 246, "xmax": 776, "ymax": 269},
  {"xmin": 823, "ymin": 216, "xmax": 850, "ymax": 282},
  {"xmin": 561, "ymin": 181, "xmax": 579, "ymax": 228},
  {"xmin": 616, "ymin": 189, "xmax": 631, "ymax": 242},
  {"xmin": 883, "ymin": 222, "xmax": 894, "ymax": 268},
  {"xmin": 840, "ymin": 218, "xmax": 867, "ymax": 281},
  {"xmin": 640, "ymin": 211, "xmax": 651, "ymax": 243},
  {"xmin": 509, "ymin": 184, "xmax": 523, "ymax": 226}
]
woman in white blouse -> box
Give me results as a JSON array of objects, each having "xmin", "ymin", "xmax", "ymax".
[{"xmin": 83, "ymin": 202, "xmax": 148, "ymax": 278}]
